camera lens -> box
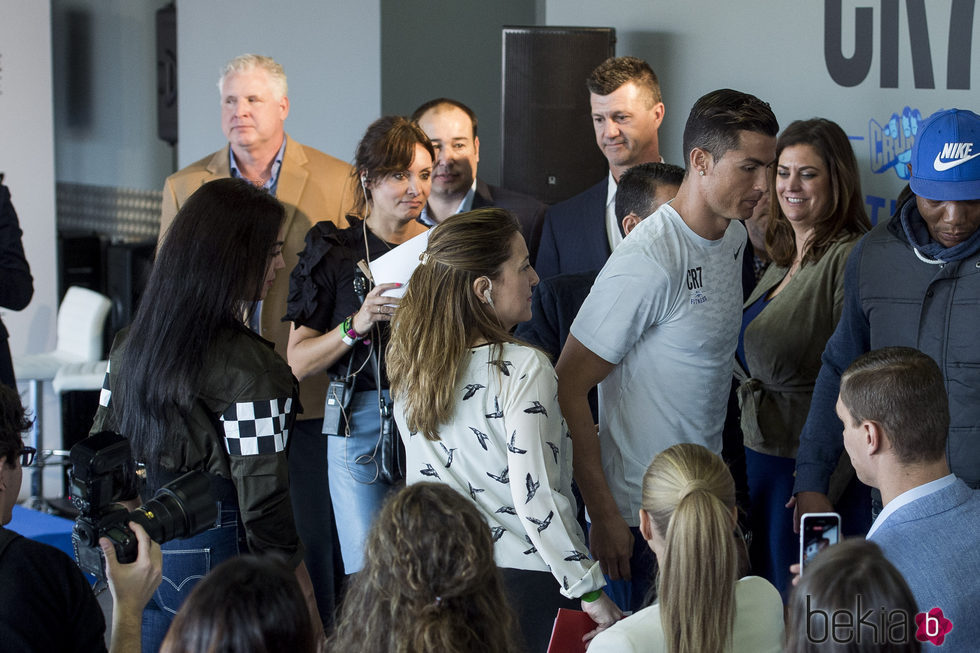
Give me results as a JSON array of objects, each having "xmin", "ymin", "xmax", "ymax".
[{"xmin": 131, "ymin": 471, "xmax": 218, "ymax": 545}]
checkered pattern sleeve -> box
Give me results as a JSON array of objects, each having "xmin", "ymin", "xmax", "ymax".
[
  {"xmin": 220, "ymin": 367, "xmax": 303, "ymax": 566},
  {"xmin": 90, "ymin": 359, "xmax": 117, "ymax": 435},
  {"xmin": 219, "ymin": 397, "xmax": 292, "ymax": 456},
  {"xmin": 98, "ymin": 359, "xmax": 112, "ymax": 408}
]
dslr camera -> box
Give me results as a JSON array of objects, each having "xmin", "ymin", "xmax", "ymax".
[{"xmin": 69, "ymin": 431, "xmax": 218, "ymax": 580}]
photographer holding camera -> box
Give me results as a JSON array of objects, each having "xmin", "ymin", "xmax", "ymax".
[
  {"xmin": 92, "ymin": 178, "xmax": 320, "ymax": 651},
  {"xmin": 0, "ymin": 385, "xmax": 161, "ymax": 652}
]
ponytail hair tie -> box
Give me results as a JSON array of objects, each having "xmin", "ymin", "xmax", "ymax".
[{"xmin": 678, "ymin": 479, "xmax": 709, "ymax": 502}]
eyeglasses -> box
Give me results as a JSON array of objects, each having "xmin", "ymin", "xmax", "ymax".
[{"xmin": 16, "ymin": 446, "xmax": 36, "ymax": 467}]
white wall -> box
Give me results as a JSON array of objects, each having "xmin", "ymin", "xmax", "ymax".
[
  {"xmin": 177, "ymin": 0, "xmax": 382, "ymax": 169},
  {"xmin": 545, "ymin": 0, "xmax": 980, "ymax": 221},
  {"xmin": 0, "ymin": 0, "xmax": 59, "ymax": 499},
  {"xmin": 0, "ymin": 1, "xmax": 58, "ymax": 356}
]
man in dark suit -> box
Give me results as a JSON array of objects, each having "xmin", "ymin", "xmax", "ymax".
[
  {"xmin": 412, "ymin": 98, "xmax": 547, "ymax": 263},
  {"xmin": 0, "ymin": 179, "xmax": 33, "ymax": 389},
  {"xmin": 517, "ymin": 160, "xmax": 683, "ymax": 429},
  {"xmin": 536, "ymin": 57, "xmax": 666, "ymax": 279},
  {"xmin": 516, "ymin": 162, "xmax": 683, "ymax": 369}
]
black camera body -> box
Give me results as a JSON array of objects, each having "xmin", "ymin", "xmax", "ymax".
[{"xmin": 69, "ymin": 431, "xmax": 218, "ymax": 580}]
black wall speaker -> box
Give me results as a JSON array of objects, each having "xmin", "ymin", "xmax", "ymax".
[
  {"xmin": 156, "ymin": 3, "xmax": 177, "ymax": 146},
  {"xmin": 501, "ymin": 26, "xmax": 615, "ymax": 205},
  {"xmin": 104, "ymin": 241, "xmax": 156, "ymax": 344},
  {"xmin": 65, "ymin": 9, "xmax": 93, "ymax": 129}
]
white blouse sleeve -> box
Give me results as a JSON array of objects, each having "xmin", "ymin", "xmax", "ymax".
[{"xmin": 499, "ymin": 348, "xmax": 605, "ymax": 598}]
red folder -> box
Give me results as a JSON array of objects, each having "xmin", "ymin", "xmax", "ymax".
[{"xmin": 547, "ymin": 608, "xmax": 597, "ymax": 653}]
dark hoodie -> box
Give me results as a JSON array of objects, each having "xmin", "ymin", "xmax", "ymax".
[{"xmin": 795, "ymin": 192, "xmax": 980, "ymax": 495}]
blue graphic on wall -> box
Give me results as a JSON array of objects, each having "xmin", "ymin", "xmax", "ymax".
[{"xmin": 869, "ymin": 107, "xmax": 923, "ymax": 180}]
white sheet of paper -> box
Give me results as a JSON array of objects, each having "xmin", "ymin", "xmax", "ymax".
[{"xmin": 368, "ymin": 229, "xmax": 431, "ymax": 298}]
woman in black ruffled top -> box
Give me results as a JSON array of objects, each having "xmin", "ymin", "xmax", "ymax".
[{"xmin": 285, "ymin": 115, "xmax": 432, "ymax": 574}]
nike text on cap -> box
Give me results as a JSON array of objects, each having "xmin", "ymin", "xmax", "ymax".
[{"xmin": 910, "ymin": 108, "xmax": 980, "ymax": 202}]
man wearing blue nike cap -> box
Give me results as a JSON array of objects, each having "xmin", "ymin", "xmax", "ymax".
[{"xmin": 792, "ymin": 108, "xmax": 980, "ymax": 529}]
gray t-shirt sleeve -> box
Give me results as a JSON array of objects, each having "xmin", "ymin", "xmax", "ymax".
[{"xmin": 570, "ymin": 250, "xmax": 670, "ymax": 365}]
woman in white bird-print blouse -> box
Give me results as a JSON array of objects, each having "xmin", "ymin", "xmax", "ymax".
[{"xmin": 388, "ymin": 208, "xmax": 622, "ymax": 651}]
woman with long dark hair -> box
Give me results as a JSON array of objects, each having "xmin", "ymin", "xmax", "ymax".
[
  {"xmin": 329, "ymin": 482, "xmax": 521, "ymax": 653},
  {"xmin": 589, "ymin": 444, "xmax": 784, "ymax": 653},
  {"xmin": 388, "ymin": 208, "xmax": 621, "ymax": 651},
  {"xmin": 285, "ymin": 115, "xmax": 433, "ymax": 574},
  {"xmin": 736, "ymin": 118, "xmax": 871, "ymax": 597},
  {"xmin": 91, "ymin": 177, "xmax": 319, "ymax": 650}
]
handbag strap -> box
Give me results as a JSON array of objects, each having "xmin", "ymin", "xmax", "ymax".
[
  {"xmin": 339, "ymin": 340, "xmax": 358, "ymax": 381},
  {"xmin": 366, "ymin": 339, "xmax": 390, "ymax": 419}
]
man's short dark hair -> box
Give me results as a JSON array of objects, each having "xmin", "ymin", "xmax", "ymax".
[
  {"xmin": 0, "ymin": 385, "xmax": 32, "ymax": 465},
  {"xmin": 615, "ymin": 162, "xmax": 684, "ymax": 221},
  {"xmin": 839, "ymin": 347, "xmax": 949, "ymax": 465},
  {"xmin": 586, "ymin": 56, "xmax": 662, "ymax": 105},
  {"xmin": 681, "ymin": 89, "xmax": 778, "ymax": 167},
  {"xmin": 410, "ymin": 98, "xmax": 479, "ymax": 139}
]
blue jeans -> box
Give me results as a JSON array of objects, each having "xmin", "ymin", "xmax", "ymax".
[
  {"xmin": 141, "ymin": 504, "xmax": 242, "ymax": 652},
  {"xmin": 745, "ymin": 447, "xmax": 797, "ymax": 601},
  {"xmin": 327, "ymin": 390, "xmax": 399, "ymax": 574}
]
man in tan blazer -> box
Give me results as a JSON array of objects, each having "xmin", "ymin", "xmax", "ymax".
[{"xmin": 159, "ymin": 53, "xmax": 353, "ymax": 628}]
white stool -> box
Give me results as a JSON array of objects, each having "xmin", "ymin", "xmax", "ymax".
[
  {"xmin": 48, "ymin": 359, "xmax": 111, "ymax": 513},
  {"xmin": 13, "ymin": 287, "xmax": 111, "ymax": 510},
  {"xmin": 52, "ymin": 359, "xmax": 109, "ymax": 395}
]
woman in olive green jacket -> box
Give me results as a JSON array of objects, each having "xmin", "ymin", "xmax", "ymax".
[{"xmin": 736, "ymin": 118, "xmax": 870, "ymax": 598}]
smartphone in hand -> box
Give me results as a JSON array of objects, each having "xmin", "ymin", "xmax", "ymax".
[{"xmin": 799, "ymin": 512, "xmax": 841, "ymax": 573}]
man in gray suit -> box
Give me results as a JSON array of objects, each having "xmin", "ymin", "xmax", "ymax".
[{"xmin": 837, "ymin": 347, "xmax": 979, "ymax": 650}]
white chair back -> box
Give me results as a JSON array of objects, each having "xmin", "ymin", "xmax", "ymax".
[{"xmin": 56, "ymin": 286, "xmax": 112, "ymax": 361}]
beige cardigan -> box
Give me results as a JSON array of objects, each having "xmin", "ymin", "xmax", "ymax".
[{"xmin": 159, "ymin": 135, "xmax": 355, "ymax": 419}]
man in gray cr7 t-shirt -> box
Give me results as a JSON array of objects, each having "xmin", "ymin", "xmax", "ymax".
[{"xmin": 556, "ymin": 89, "xmax": 778, "ymax": 612}]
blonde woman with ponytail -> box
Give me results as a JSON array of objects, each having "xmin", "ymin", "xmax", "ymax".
[
  {"xmin": 388, "ymin": 208, "xmax": 621, "ymax": 651},
  {"xmin": 590, "ymin": 444, "xmax": 783, "ymax": 653}
]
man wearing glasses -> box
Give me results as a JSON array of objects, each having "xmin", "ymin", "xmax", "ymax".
[{"xmin": 0, "ymin": 385, "xmax": 162, "ymax": 652}]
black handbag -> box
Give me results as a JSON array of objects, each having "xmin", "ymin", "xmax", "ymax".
[
  {"xmin": 351, "ymin": 260, "xmax": 404, "ymax": 484},
  {"xmin": 377, "ymin": 397, "xmax": 405, "ymax": 485},
  {"xmin": 369, "ymin": 345, "xmax": 405, "ymax": 485}
]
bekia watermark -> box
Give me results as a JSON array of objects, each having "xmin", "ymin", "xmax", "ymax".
[
  {"xmin": 915, "ymin": 608, "xmax": 954, "ymax": 647},
  {"xmin": 807, "ymin": 594, "xmax": 953, "ymax": 646}
]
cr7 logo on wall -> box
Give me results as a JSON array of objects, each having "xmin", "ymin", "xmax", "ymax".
[
  {"xmin": 825, "ymin": 0, "xmax": 975, "ymax": 89},
  {"xmin": 869, "ymin": 107, "xmax": 923, "ymax": 179}
]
